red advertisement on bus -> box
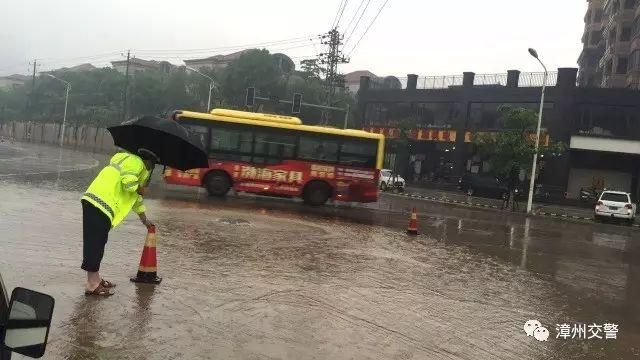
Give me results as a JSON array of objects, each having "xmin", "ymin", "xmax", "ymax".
[{"xmin": 164, "ymin": 109, "xmax": 385, "ymax": 206}]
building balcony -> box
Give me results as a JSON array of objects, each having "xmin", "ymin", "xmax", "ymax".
[
  {"xmin": 579, "ymin": 43, "xmax": 605, "ymax": 65},
  {"xmin": 601, "ymin": 73, "xmax": 628, "ymax": 88},
  {"xmin": 602, "ymin": 8, "xmax": 634, "ymax": 34},
  {"xmin": 599, "ymin": 41, "xmax": 631, "ymax": 68},
  {"xmin": 582, "ymin": 22, "xmax": 604, "ymax": 43},
  {"xmin": 625, "ymin": 70, "xmax": 640, "ymax": 88}
]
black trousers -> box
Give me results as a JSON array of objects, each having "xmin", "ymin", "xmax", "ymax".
[{"xmin": 81, "ymin": 200, "xmax": 111, "ymax": 272}]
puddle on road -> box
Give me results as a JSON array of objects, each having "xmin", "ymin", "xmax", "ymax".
[
  {"xmin": 2, "ymin": 144, "xmax": 640, "ymax": 358},
  {"xmin": 216, "ymin": 217, "xmax": 251, "ymax": 225}
]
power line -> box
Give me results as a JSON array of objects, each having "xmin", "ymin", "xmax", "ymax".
[
  {"xmin": 331, "ymin": 0, "xmax": 346, "ymax": 29},
  {"xmin": 335, "ymin": 0, "xmax": 350, "ymax": 29},
  {"xmin": 344, "ymin": 0, "xmax": 372, "ymax": 46},
  {"xmin": 290, "ymin": 55, "xmax": 316, "ymax": 59},
  {"xmin": 133, "ymin": 35, "xmax": 320, "ymax": 54},
  {"xmin": 343, "ymin": 0, "xmax": 366, "ymax": 37},
  {"xmin": 348, "ymin": 0, "xmax": 390, "ymax": 57},
  {"xmin": 129, "ymin": 40, "xmax": 320, "ymax": 61},
  {"xmin": 136, "ymin": 41, "xmax": 322, "ymax": 61},
  {"xmin": 1, "ymin": 36, "xmax": 323, "ymax": 75},
  {"xmin": 39, "ymin": 55, "xmax": 121, "ymax": 70},
  {"xmin": 38, "ymin": 51, "xmax": 121, "ymax": 63}
]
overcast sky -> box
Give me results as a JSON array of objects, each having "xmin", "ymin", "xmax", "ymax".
[{"xmin": 0, "ymin": 0, "xmax": 586, "ymax": 77}]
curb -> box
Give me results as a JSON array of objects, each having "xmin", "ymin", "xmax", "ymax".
[{"xmin": 388, "ymin": 192, "xmax": 640, "ymax": 228}]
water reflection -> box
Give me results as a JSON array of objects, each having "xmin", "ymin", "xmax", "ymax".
[{"xmin": 60, "ymin": 297, "xmax": 107, "ymax": 360}]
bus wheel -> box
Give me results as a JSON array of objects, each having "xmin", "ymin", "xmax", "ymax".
[
  {"xmin": 204, "ymin": 171, "xmax": 231, "ymax": 196},
  {"xmin": 303, "ymin": 181, "xmax": 331, "ymax": 206}
]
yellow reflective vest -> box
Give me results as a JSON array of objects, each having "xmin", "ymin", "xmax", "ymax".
[{"xmin": 81, "ymin": 152, "xmax": 150, "ymax": 228}]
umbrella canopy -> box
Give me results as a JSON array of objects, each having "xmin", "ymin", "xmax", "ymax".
[{"xmin": 108, "ymin": 116, "xmax": 209, "ymax": 171}]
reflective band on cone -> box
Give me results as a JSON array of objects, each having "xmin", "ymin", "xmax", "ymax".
[
  {"xmin": 130, "ymin": 226, "xmax": 162, "ymax": 284},
  {"xmin": 407, "ymin": 207, "xmax": 419, "ymax": 236}
]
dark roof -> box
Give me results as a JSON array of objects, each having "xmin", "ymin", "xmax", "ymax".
[
  {"xmin": 344, "ymin": 70, "xmax": 378, "ymax": 83},
  {"xmin": 184, "ymin": 50, "xmax": 249, "ymax": 64},
  {"xmin": 0, "ymin": 74, "xmax": 29, "ymax": 81},
  {"xmin": 111, "ymin": 57, "xmax": 159, "ymax": 68},
  {"xmin": 56, "ymin": 63, "xmax": 96, "ymax": 72}
]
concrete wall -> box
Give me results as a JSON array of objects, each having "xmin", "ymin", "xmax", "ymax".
[{"xmin": 0, "ymin": 121, "xmax": 118, "ymax": 154}]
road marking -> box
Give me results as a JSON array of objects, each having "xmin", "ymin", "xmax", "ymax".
[
  {"xmin": 0, "ymin": 158, "xmax": 100, "ymax": 178},
  {"xmin": 385, "ymin": 193, "xmax": 635, "ymax": 228}
]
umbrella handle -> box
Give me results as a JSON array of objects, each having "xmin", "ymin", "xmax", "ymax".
[{"xmin": 145, "ymin": 167, "xmax": 155, "ymax": 187}]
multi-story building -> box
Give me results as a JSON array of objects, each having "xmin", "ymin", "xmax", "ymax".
[
  {"xmin": 0, "ymin": 74, "xmax": 29, "ymax": 90},
  {"xmin": 358, "ymin": 68, "xmax": 640, "ymax": 199},
  {"xmin": 184, "ymin": 50, "xmax": 295, "ymax": 73},
  {"xmin": 344, "ymin": 70, "xmax": 402, "ymax": 94},
  {"xmin": 578, "ymin": 0, "xmax": 639, "ymax": 88},
  {"xmin": 111, "ymin": 58, "xmax": 175, "ymax": 75}
]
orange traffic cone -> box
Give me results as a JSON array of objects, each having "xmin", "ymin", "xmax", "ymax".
[
  {"xmin": 130, "ymin": 226, "xmax": 162, "ymax": 284},
  {"xmin": 407, "ymin": 207, "xmax": 419, "ymax": 235}
]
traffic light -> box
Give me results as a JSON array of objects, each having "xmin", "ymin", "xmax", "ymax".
[
  {"xmin": 245, "ymin": 87, "xmax": 255, "ymax": 107},
  {"xmin": 292, "ymin": 93, "xmax": 302, "ymax": 114}
]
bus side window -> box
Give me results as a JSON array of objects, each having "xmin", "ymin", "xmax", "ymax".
[
  {"xmin": 254, "ymin": 131, "xmax": 296, "ymax": 163},
  {"xmin": 182, "ymin": 124, "xmax": 209, "ymax": 149},
  {"xmin": 298, "ymin": 137, "xmax": 338, "ymax": 163},
  {"xmin": 338, "ymin": 140, "xmax": 377, "ymax": 167},
  {"xmin": 210, "ymin": 127, "xmax": 252, "ymax": 162}
]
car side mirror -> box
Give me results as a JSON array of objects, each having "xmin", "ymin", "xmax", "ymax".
[{"xmin": 1, "ymin": 287, "xmax": 55, "ymax": 358}]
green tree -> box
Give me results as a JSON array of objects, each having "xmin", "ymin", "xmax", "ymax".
[
  {"xmin": 0, "ymin": 51, "xmax": 352, "ymax": 129},
  {"xmin": 473, "ymin": 106, "xmax": 565, "ymax": 177},
  {"xmin": 300, "ymin": 59, "xmax": 324, "ymax": 80},
  {"xmin": 221, "ymin": 49, "xmax": 284, "ymax": 106}
]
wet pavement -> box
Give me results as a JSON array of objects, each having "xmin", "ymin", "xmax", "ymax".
[
  {"xmin": 1, "ymin": 142, "xmax": 640, "ymax": 359},
  {"xmin": 401, "ymin": 186, "xmax": 623, "ymax": 225}
]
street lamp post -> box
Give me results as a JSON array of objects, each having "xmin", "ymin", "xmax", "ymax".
[
  {"xmin": 526, "ymin": 48, "xmax": 548, "ymax": 214},
  {"xmin": 186, "ymin": 66, "xmax": 215, "ymax": 112},
  {"xmin": 45, "ymin": 74, "xmax": 71, "ymax": 147}
]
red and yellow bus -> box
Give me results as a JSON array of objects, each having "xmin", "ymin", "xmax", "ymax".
[{"xmin": 164, "ymin": 108, "xmax": 385, "ymax": 205}]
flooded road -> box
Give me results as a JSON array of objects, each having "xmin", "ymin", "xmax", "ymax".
[{"xmin": 1, "ymin": 142, "xmax": 640, "ymax": 359}]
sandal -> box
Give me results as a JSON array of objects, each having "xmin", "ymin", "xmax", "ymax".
[
  {"xmin": 100, "ymin": 279, "xmax": 116, "ymax": 288},
  {"xmin": 85, "ymin": 283, "xmax": 115, "ymax": 296}
]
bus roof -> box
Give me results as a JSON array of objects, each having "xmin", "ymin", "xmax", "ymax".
[{"xmin": 176, "ymin": 109, "xmax": 385, "ymax": 141}]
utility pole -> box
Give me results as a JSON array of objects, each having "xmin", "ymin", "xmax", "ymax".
[
  {"xmin": 30, "ymin": 60, "xmax": 37, "ymax": 99},
  {"xmin": 122, "ymin": 50, "xmax": 131, "ymax": 122},
  {"xmin": 25, "ymin": 60, "xmax": 37, "ymax": 138},
  {"xmin": 319, "ymin": 28, "xmax": 349, "ymax": 124}
]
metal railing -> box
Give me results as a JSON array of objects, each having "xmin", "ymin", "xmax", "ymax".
[
  {"xmin": 473, "ymin": 73, "xmax": 508, "ymax": 86},
  {"xmin": 390, "ymin": 71, "xmax": 559, "ymax": 89},
  {"xmin": 518, "ymin": 71, "xmax": 558, "ymax": 87}
]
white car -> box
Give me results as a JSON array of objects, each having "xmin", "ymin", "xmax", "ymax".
[
  {"xmin": 379, "ymin": 169, "xmax": 405, "ymax": 192},
  {"xmin": 594, "ymin": 190, "xmax": 637, "ymax": 225}
]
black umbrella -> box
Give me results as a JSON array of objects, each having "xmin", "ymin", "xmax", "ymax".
[{"xmin": 108, "ymin": 116, "xmax": 209, "ymax": 171}]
